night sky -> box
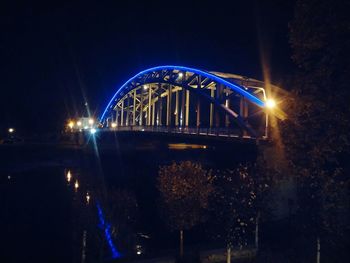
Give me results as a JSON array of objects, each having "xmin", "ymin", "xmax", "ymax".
[{"xmin": 1, "ymin": 0, "xmax": 295, "ymax": 134}]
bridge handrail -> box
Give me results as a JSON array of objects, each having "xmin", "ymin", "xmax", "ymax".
[{"xmin": 101, "ymin": 126, "xmax": 262, "ymax": 140}]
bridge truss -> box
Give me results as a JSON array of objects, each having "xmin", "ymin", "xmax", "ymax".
[{"xmin": 100, "ymin": 66, "xmax": 284, "ymax": 139}]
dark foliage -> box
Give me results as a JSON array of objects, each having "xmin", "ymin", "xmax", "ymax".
[
  {"xmin": 211, "ymin": 162, "xmax": 274, "ymax": 250},
  {"xmin": 280, "ymin": 0, "xmax": 350, "ymax": 260},
  {"xmin": 157, "ymin": 161, "xmax": 214, "ymax": 232}
]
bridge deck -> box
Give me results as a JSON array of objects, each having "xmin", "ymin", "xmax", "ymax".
[{"xmin": 101, "ymin": 126, "xmax": 267, "ymax": 141}]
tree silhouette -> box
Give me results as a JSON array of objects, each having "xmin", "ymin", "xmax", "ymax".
[
  {"xmin": 212, "ymin": 163, "xmax": 273, "ymax": 263},
  {"xmin": 282, "ymin": 0, "xmax": 350, "ymax": 261},
  {"xmin": 157, "ymin": 161, "xmax": 214, "ymax": 258}
]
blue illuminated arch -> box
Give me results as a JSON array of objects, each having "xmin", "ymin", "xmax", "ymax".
[{"xmin": 100, "ymin": 65, "xmax": 266, "ymax": 123}]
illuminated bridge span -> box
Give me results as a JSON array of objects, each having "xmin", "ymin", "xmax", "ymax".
[{"xmin": 100, "ymin": 66, "xmax": 285, "ymax": 140}]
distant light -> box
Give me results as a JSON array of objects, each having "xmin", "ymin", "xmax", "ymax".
[
  {"xmin": 265, "ymin": 99, "xmax": 276, "ymax": 109},
  {"xmin": 141, "ymin": 129, "xmax": 145, "ymax": 131},
  {"xmin": 74, "ymin": 180, "xmax": 79, "ymax": 190},
  {"xmin": 111, "ymin": 122, "xmax": 117, "ymax": 128},
  {"xmin": 77, "ymin": 121, "xmax": 82, "ymax": 126},
  {"xmin": 143, "ymin": 85, "xmax": 148, "ymax": 90},
  {"xmin": 86, "ymin": 192, "xmax": 91, "ymax": 204},
  {"xmin": 8, "ymin": 128, "xmax": 14, "ymax": 133},
  {"xmin": 178, "ymin": 72, "xmax": 183, "ymax": 78},
  {"xmin": 7, "ymin": 175, "xmax": 11, "ymax": 180},
  {"xmin": 84, "ymin": 126, "xmax": 89, "ymax": 130},
  {"xmin": 68, "ymin": 121, "xmax": 74, "ymax": 129},
  {"xmin": 136, "ymin": 244, "xmax": 142, "ymax": 255},
  {"xmin": 88, "ymin": 118, "xmax": 94, "ymax": 125},
  {"xmin": 66, "ymin": 170, "xmax": 72, "ymax": 182},
  {"xmin": 90, "ymin": 128, "xmax": 97, "ymax": 134}
]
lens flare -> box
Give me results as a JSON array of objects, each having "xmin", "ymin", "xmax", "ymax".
[{"xmin": 265, "ymin": 99, "xmax": 276, "ymax": 109}]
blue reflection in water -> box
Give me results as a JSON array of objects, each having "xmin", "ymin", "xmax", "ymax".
[{"xmin": 96, "ymin": 202, "xmax": 122, "ymax": 259}]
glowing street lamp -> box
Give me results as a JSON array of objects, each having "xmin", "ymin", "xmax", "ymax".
[
  {"xmin": 68, "ymin": 121, "xmax": 74, "ymax": 129},
  {"xmin": 111, "ymin": 122, "xmax": 117, "ymax": 128},
  {"xmin": 88, "ymin": 118, "xmax": 94, "ymax": 125},
  {"xmin": 74, "ymin": 180, "xmax": 79, "ymax": 190},
  {"xmin": 90, "ymin": 128, "xmax": 97, "ymax": 134},
  {"xmin": 77, "ymin": 121, "xmax": 82, "ymax": 127},
  {"xmin": 8, "ymin": 128, "xmax": 14, "ymax": 133},
  {"xmin": 86, "ymin": 192, "xmax": 91, "ymax": 204},
  {"xmin": 265, "ymin": 98, "xmax": 276, "ymax": 109},
  {"xmin": 66, "ymin": 170, "xmax": 72, "ymax": 183},
  {"xmin": 143, "ymin": 85, "xmax": 148, "ymax": 90}
]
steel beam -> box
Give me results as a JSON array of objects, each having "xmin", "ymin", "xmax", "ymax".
[
  {"xmin": 126, "ymin": 94, "xmax": 130, "ymax": 126},
  {"xmin": 180, "ymin": 72, "xmax": 185, "ymax": 127},
  {"xmin": 196, "ymin": 98, "xmax": 201, "ymax": 128},
  {"xmin": 166, "ymin": 85, "xmax": 172, "ymax": 126},
  {"xmin": 225, "ymin": 92, "xmax": 230, "ymax": 127},
  {"xmin": 133, "ymin": 90, "xmax": 136, "ymax": 125},
  {"xmin": 210, "ymin": 88, "xmax": 214, "ymax": 128},
  {"xmin": 215, "ymin": 84, "xmax": 222, "ymax": 128},
  {"xmin": 121, "ymin": 99, "xmax": 124, "ymax": 126},
  {"xmin": 240, "ymin": 96, "xmax": 249, "ymax": 136},
  {"xmin": 197, "ymin": 76, "xmax": 201, "ymax": 128},
  {"xmin": 148, "ymin": 86, "xmax": 152, "ymax": 125},
  {"xmin": 152, "ymin": 99, "xmax": 155, "ymax": 126},
  {"xmin": 158, "ymin": 83, "xmax": 162, "ymax": 126},
  {"xmin": 140, "ymin": 87, "xmax": 144, "ymax": 125},
  {"xmin": 115, "ymin": 107, "xmax": 119, "ymax": 127},
  {"xmin": 185, "ymin": 89, "xmax": 190, "ymax": 127},
  {"xmin": 175, "ymin": 90, "xmax": 179, "ymax": 126}
]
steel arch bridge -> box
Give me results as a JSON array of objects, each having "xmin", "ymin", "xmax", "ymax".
[{"xmin": 99, "ymin": 66, "xmax": 284, "ymax": 140}]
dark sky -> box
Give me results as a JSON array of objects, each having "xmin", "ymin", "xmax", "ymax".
[{"xmin": 1, "ymin": 0, "xmax": 295, "ymax": 134}]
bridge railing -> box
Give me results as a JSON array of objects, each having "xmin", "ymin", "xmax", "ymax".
[{"xmin": 102, "ymin": 126, "xmax": 261, "ymax": 140}]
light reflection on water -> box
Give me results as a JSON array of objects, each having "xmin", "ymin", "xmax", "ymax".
[
  {"xmin": 96, "ymin": 201, "xmax": 122, "ymax": 259},
  {"xmin": 1, "ymin": 143, "xmax": 233, "ymax": 262},
  {"xmin": 65, "ymin": 168, "xmax": 122, "ymax": 260}
]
